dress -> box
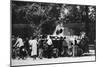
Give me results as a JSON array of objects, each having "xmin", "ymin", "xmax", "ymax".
[{"xmin": 29, "ymin": 39, "xmax": 38, "ymax": 56}]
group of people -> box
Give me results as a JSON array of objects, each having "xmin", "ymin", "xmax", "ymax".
[
  {"xmin": 11, "ymin": 32, "xmax": 89, "ymax": 60},
  {"xmin": 12, "ymin": 35, "xmax": 38, "ymax": 60}
]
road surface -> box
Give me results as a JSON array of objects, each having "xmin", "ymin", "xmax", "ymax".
[{"xmin": 11, "ymin": 50, "xmax": 95, "ymax": 66}]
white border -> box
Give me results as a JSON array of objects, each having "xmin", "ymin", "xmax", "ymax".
[
  {"xmin": 0, "ymin": 0, "xmax": 97, "ymax": 67},
  {"xmin": 12, "ymin": 0, "xmax": 96, "ymax": 5}
]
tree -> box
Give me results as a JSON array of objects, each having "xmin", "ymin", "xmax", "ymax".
[{"xmin": 12, "ymin": 1, "xmax": 96, "ymax": 39}]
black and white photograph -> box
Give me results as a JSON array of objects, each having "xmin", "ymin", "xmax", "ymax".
[{"xmin": 11, "ymin": 0, "xmax": 96, "ymax": 66}]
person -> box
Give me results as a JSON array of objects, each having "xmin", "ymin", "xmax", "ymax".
[
  {"xmin": 12, "ymin": 35, "xmax": 16, "ymax": 47},
  {"xmin": 79, "ymin": 32, "xmax": 89, "ymax": 53},
  {"xmin": 24, "ymin": 37, "xmax": 29, "ymax": 57},
  {"xmin": 38, "ymin": 38, "xmax": 44, "ymax": 59},
  {"xmin": 12, "ymin": 35, "xmax": 17, "ymax": 59},
  {"xmin": 29, "ymin": 36, "xmax": 38, "ymax": 60},
  {"xmin": 14, "ymin": 36, "xmax": 24, "ymax": 48},
  {"xmin": 46, "ymin": 35, "xmax": 53, "ymax": 58},
  {"xmin": 28, "ymin": 37, "xmax": 32, "ymax": 57},
  {"xmin": 13, "ymin": 35, "xmax": 24, "ymax": 59},
  {"xmin": 47, "ymin": 35, "xmax": 52, "ymax": 46},
  {"xmin": 72, "ymin": 39, "xmax": 83, "ymax": 57}
]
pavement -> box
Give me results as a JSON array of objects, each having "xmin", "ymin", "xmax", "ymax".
[{"xmin": 11, "ymin": 50, "xmax": 96, "ymax": 66}]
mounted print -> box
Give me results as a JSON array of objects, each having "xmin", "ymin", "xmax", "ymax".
[{"xmin": 11, "ymin": 0, "xmax": 96, "ymax": 66}]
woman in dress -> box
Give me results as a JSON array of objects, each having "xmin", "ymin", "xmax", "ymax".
[{"xmin": 29, "ymin": 36, "xmax": 38, "ymax": 60}]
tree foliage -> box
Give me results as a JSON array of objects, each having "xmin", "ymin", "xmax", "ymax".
[{"xmin": 12, "ymin": 1, "xmax": 96, "ymax": 37}]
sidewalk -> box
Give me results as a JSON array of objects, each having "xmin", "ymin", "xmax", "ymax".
[{"xmin": 11, "ymin": 50, "xmax": 95, "ymax": 66}]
